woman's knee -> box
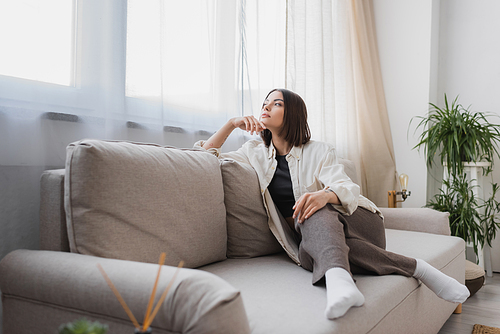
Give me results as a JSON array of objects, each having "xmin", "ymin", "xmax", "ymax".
[
  {"xmin": 294, "ymin": 204, "xmax": 342, "ymax": 232},
  {"xmin": 310, "ymin": 204, "xmax": 340, "ymax": 220}
]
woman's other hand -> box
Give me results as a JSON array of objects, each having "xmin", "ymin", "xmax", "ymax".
[
  {"xmin": 231, "ymin": 116, "xmax": 266, "ymax": 135},
  {"xmin": 293, "ymin": 190, "xmax": 340, "ymax": 223}
]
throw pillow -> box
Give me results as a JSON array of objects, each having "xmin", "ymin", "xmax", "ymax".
[
  {"xmin": 220, "ymin": 159, "xmax": 283, "ymax": 258},
  {"xmin": 65, "ymin": 139, "xmax": 227, "ymax": 268}
]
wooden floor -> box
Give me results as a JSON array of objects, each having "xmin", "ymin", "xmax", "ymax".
[{"xmin": 439, "ymin": 273, "xmax": 500, "ymax": 334}]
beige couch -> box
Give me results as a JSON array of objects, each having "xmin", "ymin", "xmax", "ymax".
[{"xmin": 0, "ymin": 139, "xmax": 465, "ymax": 334}]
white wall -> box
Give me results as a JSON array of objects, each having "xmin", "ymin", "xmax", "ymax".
[
  {"xmin": 375, "ymin": 0, "xmax": 500, "ymax": 272},
  {"xmin": 373, "ymin": 0, "xmax": 438, "ymax": 208},
  {"xmin": 437, "ymin": 1, "xmax": 500, "ymax": 111},
  {"xmin": 437, "ymin": 0, "xmax": 500, "ymax": 271}
]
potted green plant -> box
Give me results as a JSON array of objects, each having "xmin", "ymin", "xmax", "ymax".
[
  {"xmin": 412, "ymin": 94, "xmax": 500, "ymax": 176},
  {"xmin": 411, "ymin": 94, "xmax": 500, "ymax": 255},
  {"xmin": 425, "ymin": 176, "xmax": 483, "ymax": 254},
  {"xmin": 58, "ymin": 318, "xmax": 108, "ymax": 334}
]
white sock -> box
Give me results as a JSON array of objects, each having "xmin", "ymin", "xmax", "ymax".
[
  {"xmin": 324, "ymin": 267, "xmax": 365, "ymax": 319},
  {"xmin": 413, "ymin": 259, "xmax": 470, "ymax": 303}
]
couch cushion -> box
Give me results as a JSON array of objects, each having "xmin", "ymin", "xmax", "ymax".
[
  {"xmin": 384, "ymin": 229, "xmax": 464, "ymax": 273},
  {"xmin": 220, "ymin": 159, "xmax": 283, "ymax": 258},
  {"xmin": 65, "ymin": 139, "xmax": 226, "ymax": 268},
  {"xmin": 0, "ymin": 250, "xmax": 250, "ymax": 334},
  {"xmin": 200, "ymin": 229, "xmax": 465, "ymax": 334}
]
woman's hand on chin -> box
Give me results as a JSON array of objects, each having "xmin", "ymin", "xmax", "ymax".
[{"xmin": 231, "ymin": 116, "xmax": 266, "ymax": 135}]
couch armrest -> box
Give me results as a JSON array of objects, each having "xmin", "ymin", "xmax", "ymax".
[
  {"xmin": 40, "ymin": 169, "xmax": 69, "ymax": 251},
  {"xmin": 0, "ymin": 250, "xmax": 250, "ymax": 334},
  {"xmin": 379, "ymin": 207, "xmax": 451, "ymax": 236}
]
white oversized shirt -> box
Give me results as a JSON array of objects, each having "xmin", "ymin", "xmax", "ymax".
[{"xmin": 195, "ymin": 139, "xmax": 380, "ymax": 265}]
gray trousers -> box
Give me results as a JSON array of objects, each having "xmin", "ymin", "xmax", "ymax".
[{"xmin": 294, "ymin": 205, "xmax": 417, "ymax": 284}]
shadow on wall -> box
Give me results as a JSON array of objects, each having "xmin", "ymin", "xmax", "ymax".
[{"xmin": 0, "ymin": 165, "xmax": 46, "ymax": 260}]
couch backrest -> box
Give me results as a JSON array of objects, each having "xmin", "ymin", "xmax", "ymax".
[{"xmin": 40, "ymin": 140, "xmax": 358, "ymax": 265}]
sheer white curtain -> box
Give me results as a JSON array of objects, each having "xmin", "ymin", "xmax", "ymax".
[
  {"xmin": 125, "ymin": 0, "xmax": 285, "ymax": 135},
  {"xmin": 0, "ymin": 0, "xmax": 284, "ymax": 269},
  {"xmin": 126, "ymin": 0, "xmax": 237, "ymax": 132},
  {"xmin": 286, "ymin": 0, "xmax": 398, "ymax": 206},
  {"xmin": 238, "ymin": 0, "xmax": 286, "ymax": 119},
  {"xmin": 0, "ymin": 0, "xmax": 284, "ymax": 166}
]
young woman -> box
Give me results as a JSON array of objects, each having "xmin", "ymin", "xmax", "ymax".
[{"xmin": 196, "ymin": 88, "xmax": 469, "ymax": 319}]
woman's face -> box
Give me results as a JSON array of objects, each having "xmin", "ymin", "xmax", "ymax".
[{"xmin": 260, "ymin": 90, "xmax": 285, "ymax": 132}]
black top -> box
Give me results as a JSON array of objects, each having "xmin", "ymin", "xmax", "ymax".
[{"xmin": 267, "ymin": 155, "xmax": 295, "ymax": 218}]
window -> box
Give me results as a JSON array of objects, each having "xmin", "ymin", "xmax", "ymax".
[
  {"xmin": 0, "ymin": 0, "xmax": 285, "ymax": 132},
  {"xmin": 0, "ymin": 0, "xmax": 76, "ymax": 86},
  {"xmin": 238, "ymin": 0, "xmax": 286, "ymax": 118},
  {"xmin": 125, "ymin": 0, "xmax": 285, "ymax": 127},
  {"xmin": 125, "ymin": 0, "xmax": 238, "ymax": 124},
  {"xmin": 126, "ymin": 0, "xmax": 216, "ymax": 104}
]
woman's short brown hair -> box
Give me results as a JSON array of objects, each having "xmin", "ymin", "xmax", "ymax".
[{"xmin": 260, "ymin": 88, "xmax": 311, "ymax": 147}]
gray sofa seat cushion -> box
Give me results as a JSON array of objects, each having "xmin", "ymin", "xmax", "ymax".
[
  {"xmin": 0, "ymin": 250, "xmax": 250, "ymax": 334},
  {"xmin": 65, "ymin": 139, "xmax": 227, "ymax": 268},
  {"xmin": 385, "ymin": 229, "xmax": 464, "ymax": 273},
  {"xmin": 200, "ymin": 229, "xmax": 465, "ymax": 334}
]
